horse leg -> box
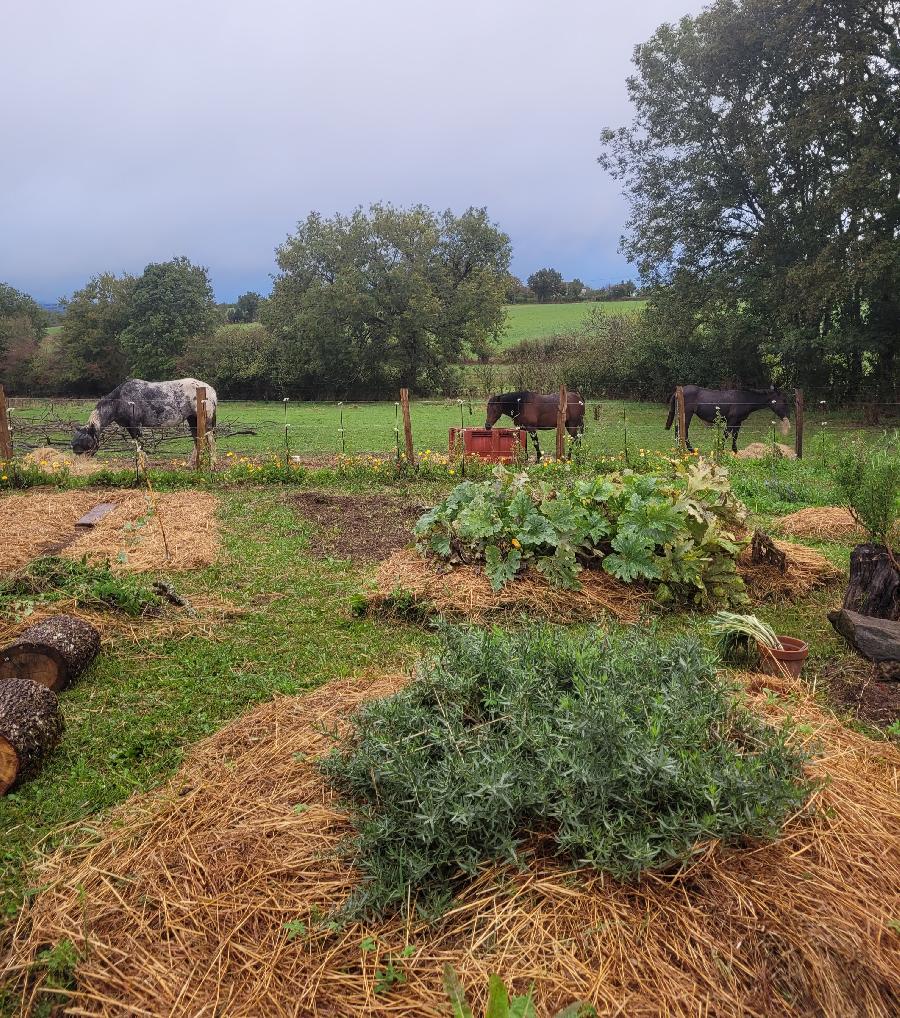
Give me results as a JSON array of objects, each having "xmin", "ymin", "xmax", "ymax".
[
  {"xmin": 729, "ymin": 423, "xmax": 741, "ymax": 453},
  {"xmin": 683, "ymin": 410, "xmax": 696, "ymax": 453},
  {"xmin": 530, "ymin": 430, "xmax": 542, "ymax": 462}
]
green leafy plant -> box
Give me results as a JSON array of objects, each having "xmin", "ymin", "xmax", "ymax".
[
  {"xmin": 0, "ymin": 556, "xmax": 163, "ymax": 617},
  {"xmin": 321, "ymin": 624, "xmax": 812, "ymax": 918},
  {"xmin": 709, "ymin": 611, "xmax": 783, "ymax": 667},
  {"xmin": 834, "ymin": 446, "xmax": 899, "ymax": 549},
  {"xmin": 443, "ymin": 965, "xmax": 594, "ymax": 1018},
  {"xmin": 414, "ymin": 461, "xmax": 748, "ymax": 606}
]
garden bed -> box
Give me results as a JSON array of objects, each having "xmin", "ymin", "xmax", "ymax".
[
  {"xmin": 370, "ymin": 547, "xmax": 650, "ymax": 623},
  {"xmin": 7, "ymin": 669, "xmax": 898, "ymax": 1017},
  {"xmin": 293, "ymin": 491, "xmax": 425, "ymax": 563},
  {"xmin": 775, "ymin": 506, "xmax": 864, "ymax": 542},
  {"xmin": 0, "ymin": 489, "xmax": 221, "ymax": 574},
  {"xmin": 737, "ymin": 538, "xmax": 841, "ymax": 599}
]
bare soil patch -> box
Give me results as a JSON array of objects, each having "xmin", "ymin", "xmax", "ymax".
[
  {"xmin": 293, "ymin": 491, "xmax": 425, "ymax": 563},
  {"xmin": 821, "ymin": 657, "xmax": 900, "ymax": 729}
]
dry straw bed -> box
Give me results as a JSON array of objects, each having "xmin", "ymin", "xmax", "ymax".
[
  {"xmin": 775, "ymin": 506, "xmax": 865, "ymax": 542},
  {"xmin": 6, "ymin": 671, "xmax": 899, "ymax": 1017},
  {"xmin": 19, "ymin": 446, "xmax": 111, "ymax": 477},
  {"xmin": 371, "ymin": 548, "xmax": 651, "ymax": 624},
  {"xmin": 734, "ymin": 442, "xmax": 796, "ymax": 460},
  {"xmin": 738, "ymin": 537, "xmax": 842, "ymax": 600},
  {"xmin": 0, "ymin": 488, "xmax": 220, "ymax": 575}
]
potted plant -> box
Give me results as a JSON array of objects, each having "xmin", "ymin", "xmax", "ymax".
[{"xmin": 710, "ymin": 611, "xmax": 809, "ymax": 678}]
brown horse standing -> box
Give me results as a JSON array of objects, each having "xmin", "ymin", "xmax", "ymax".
[{"xmin": 484, "ymin": 390, "xmax": 585, "ymax": 460}]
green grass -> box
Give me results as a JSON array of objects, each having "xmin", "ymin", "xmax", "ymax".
[
  {"xmin": 8, "ymin": 397, "xmax": 883, "ymax": 464},
  {"xmin": 498, "ymin": 300, "xmax": 644, "ymax": 350}
]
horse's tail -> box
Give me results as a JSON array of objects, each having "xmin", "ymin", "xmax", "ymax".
[{"xmin": 664, "ymin": 392, "xmax": 676, "ymax": 430}]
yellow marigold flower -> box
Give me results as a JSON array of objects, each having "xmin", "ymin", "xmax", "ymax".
[
  {"xmin": 1, "ymin": 475, "xmax": 7, "ymax": 481},
  {"xmin": 511, "ymin": 537, "xmax": 521, "ymax": 548},
  {"xmin": 448, "ymin": 468, "xmax": 455, "ymax": 475}
]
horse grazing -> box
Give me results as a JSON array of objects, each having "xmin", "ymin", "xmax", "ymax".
[
  {"xmin": 72, "ymin": 379, "xmax": 218, "ymax": 464},
  {"xmin": 484, "ymin": 390, "xmax": 585, "ymax": 460},
  {"xmin": 665, "ymin": 385, "xmax": 790, "ymax": 453}
]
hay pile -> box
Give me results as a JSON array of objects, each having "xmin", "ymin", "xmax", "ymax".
[
  {"xmin": 372, "ymin": 548, "xmax": 650, "ymax": 624},
  {"xmin": 6, "ymin": 671, "xmax": 898, "ymax": 1017},
  {"xmin": 776, "ymin": 506, "xmax": 864, "ymax": 542},
  {"xmin": 738, "ymin": 538, "xmax": 841, "ymax": 599},
  {"xmin": 735, "ymin": 442, "xmax": 796, "ymax": 459},
  {"xmin": 19, "ymin": 446, "xmax": 108, "ymax": 476},
  {"xmin": 0, "ymin": 489, "xmax": 220, "ymax": 574}
]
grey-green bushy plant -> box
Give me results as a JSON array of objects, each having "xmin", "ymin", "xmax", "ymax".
[
  {"xmin": 833, "ymin": 445, "xmax": 899, "ymax": 549},
  {"xmin": 321, "ymin": 624, "xmax": 812, "ymax": 918}
]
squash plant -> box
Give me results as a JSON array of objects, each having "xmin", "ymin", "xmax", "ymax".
[{"xmin": 414, "ymin": 460, "xmax": 749, "ymax": 606}]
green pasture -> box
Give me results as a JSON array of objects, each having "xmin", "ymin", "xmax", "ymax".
[
  {"xmin": 8, "ymin": 396, "xmax": 884, "ymax": 465},
  {"xmin": 498, "ymin": 300, "xmax": 644, "ymax": 349}
]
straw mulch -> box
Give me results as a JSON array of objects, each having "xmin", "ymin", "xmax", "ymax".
[
  {"xmin": 0, "ymin": 488, "xmax": 220, "ymax": 574},
  {"xmin": 5, "ymin": 670, "xmax": 898, "ymax": 1017},
  {"xmin": 0, "ymin": 592, "xmax": 248, "ymax": 649},
  {"xmin": 738, "ymin": 538, "xmax": 842, "ymax": 599},
  {"xmin": 734, "ymin": 442, "xmax": 796, "ymax": 459},
  {"xmin": 775, "ymin": 506, "xmax": 865, "ymax": 543},
  {"xmin": 371, "ymin": 548, "xmax": 651, "ymax": 624}
]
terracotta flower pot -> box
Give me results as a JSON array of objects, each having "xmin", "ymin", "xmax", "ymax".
[{"xmin": 757, "ymin": 636, "xmax": 809, "ymax": 679}]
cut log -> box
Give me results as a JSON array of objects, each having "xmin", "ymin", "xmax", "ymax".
[
  {"xmin": 842, "ymin": 544, "xmax": 899, "ymax": 620},
  {"xmin": 0, "ymin": 677, "xmax": 64, "ymax": 795},
  {"xmin": 828, "ymin": 609, "xmax": 900, "ymax": 664},
  {"xmin": 0, "ymin": 614, "xmax": 101, "ymax": 692}
]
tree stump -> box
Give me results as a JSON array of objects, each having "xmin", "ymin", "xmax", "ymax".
[
  {"xmin": 0, "ymin": 677, "xmax": 64, "ymax": 795},
  {"xmin": 842, "ymin": 544, "xmax": 899, "ymax": 620},
  {"xmin": 750, "ymin": 530, "xmax": 787, "ymax": 572},
  {"xmin": 0, "ymin": 614, "xmax": 101, "ymax": 692}
]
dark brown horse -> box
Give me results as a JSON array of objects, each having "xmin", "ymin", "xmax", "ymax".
[
  {"xmin": 665, "ymin": 385, "xmax": 790, "ymax": 452},
  {"xmin": 485, "ymin": 390, "xmax": 585, "ymax": 460}
]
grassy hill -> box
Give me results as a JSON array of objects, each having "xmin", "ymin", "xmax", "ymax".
[{"xmin": 498, "ymin": 300, "xmax": 645, "ymax": 350}]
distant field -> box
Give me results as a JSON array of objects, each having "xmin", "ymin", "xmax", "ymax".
[{"xmin": 499, "ymin": 300, "xmax": 645, "ymax": 350}]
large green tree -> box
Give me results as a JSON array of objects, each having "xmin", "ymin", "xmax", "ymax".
[
  {"xmin": 600, "ymin": 0, "xmax": 900, "ymax": 399},
  {"xmin": 527, "ymin": 267, "xmax": 565, "ymax": 302},
  {"xmin": 263, "ymin": 204, "xmax": 511, "ymax": 395},
  {"xmin": 53, "ymin": 272, "xmax": 135, "ymax": 392},
  {"xmin": 0, "ymin": 283, "xmax": 46, "ymax": 393},
  {"xmin": 121, "ymin": 257, "xmax": 217, "ymax": 379},
  {"xmin": 228, "ymin": 291, "xmax": 263, "ymax": 324}
]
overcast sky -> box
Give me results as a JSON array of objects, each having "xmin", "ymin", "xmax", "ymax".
[{"xmin": 1, "ymin": 0, "xmax": 704, "ymax": 303}]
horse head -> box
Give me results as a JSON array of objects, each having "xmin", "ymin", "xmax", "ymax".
[
  {"xmin": 484, "ymin": 396, "xmax": 505, "ymax": 429},
  {"xmin": 71, "ymin": 425, "xmax": 99, "ymax": 456},
  {"xmin": 769, "ymin": 388, "xmax": 791, "ymax": 435}
]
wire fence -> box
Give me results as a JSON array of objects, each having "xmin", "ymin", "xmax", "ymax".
[{"xmin": 3, "ymin": 392, "xmax": 897, "ymax": 467}]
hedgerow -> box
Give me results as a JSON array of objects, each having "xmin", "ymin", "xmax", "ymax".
[
  {"xmin": 414, "ymin": 460, "xmax": 749, "ymax": 606},
  {"xmin": 321, "ymin": 624, "xmax": 812, "ymax": 918}
]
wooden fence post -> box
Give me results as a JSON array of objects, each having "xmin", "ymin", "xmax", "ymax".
[
  {"xmin": 195, "ymin": 386, "xmax": 208, "ymax": 470},
  {"xmin": 675, "ymin": 386, "xmax": 687, "ymax": 453},
  {"xmin": 0, "ymin": 386, "xmax": 12, "ymax": 461},
  {"xmin": 556, "ymin": 384, "xmax": 567, "ymax": 460},
  {"xmin": 794, "ymin": 388, "xmax": 804, "ymax": 459},
  {"xmin": 400, "ymin": 388, "xmax": 415, "ymax": 464}
]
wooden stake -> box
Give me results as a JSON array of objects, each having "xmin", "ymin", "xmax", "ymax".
[
  {"xmin": 556, "ymin": 384, "xmax": 567, "ymax": 460},
  {"xmin": 400, "ymin": 388, "xmax": 415, "ymax": 464},
  {"xmin": 675, "ymin": 386, "xmax": 687, "ymax": 453},
  {"xmin": 0, "ymin": 386, "xmax": 12, "ymax": 461},
  {"xmin": 195, "ymin": 386, "xmax": 208, "ymax": 470},
  {"xmin": 794, "ymin": 388, "xmax": 804, "ymax": 459}
]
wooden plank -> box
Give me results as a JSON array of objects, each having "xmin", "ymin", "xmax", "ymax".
[
  {"xmin": 0, "ymin": 386, "xmax": 12, "ymax": 461},
  {"xmin": 794, "ymin": 388, "xmax": 804, "ymax": 459},
  {"xmin": 75, "ymin": 503, "xmax": 118, "ymax": 528},
  {"xmin": 675, "ymin": 385, "xmax": 687, "ymax": 453},
  {"xmin": 556, "ymin": 385, "xmax": 567, "ymax": 460},
  {"xmin": 195, "ymin": 386, "xmax": 208, "ymax": 470},
  {"xmin": 400, "ymin": 388, "xmax": 415, "ymax": 464}
]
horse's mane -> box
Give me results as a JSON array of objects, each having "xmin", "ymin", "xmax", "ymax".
[{"xmin": 489, "ymin": 391, "xmax": 533, "ymax": 414}]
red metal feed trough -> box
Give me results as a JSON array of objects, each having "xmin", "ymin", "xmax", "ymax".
[{"xmin": 448, "ymin": 427, "xmax": 526, "ymax": 462}]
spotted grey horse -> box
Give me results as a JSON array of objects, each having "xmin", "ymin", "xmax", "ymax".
[
  {"xmin": 665, "ymin": 385, "xmax": 790, "ymax": 453},
  {"xmin": 72, "ymin": 378, "xmax": 218, "ymax": 463}
]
